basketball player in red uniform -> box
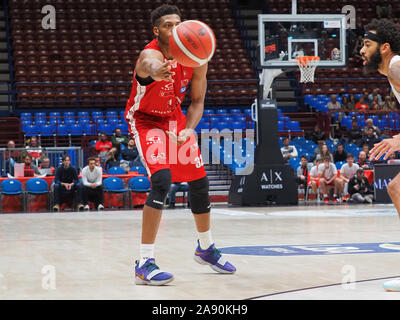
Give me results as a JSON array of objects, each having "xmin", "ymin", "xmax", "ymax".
[
  {"xmin": 360, "ymin": 19, "xmax": 400, "ymax": 291},
  {"xmin": 125, "ymin": 4, "xmax": 236, "ymax": 285}
]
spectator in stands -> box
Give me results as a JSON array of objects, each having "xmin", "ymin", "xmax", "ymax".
[
  {"xmin": 52, "ymin": 155, "xmax": 83, "ymax": 212},
  {"xmin": 362, "ymin": 144, "xmax": 370, "ymax": 158},
  {"xmin": 370, "ymin": 96, "xmax": 381, "ymax": 110},
  {"xmin": 376, "ymin": 1, "xmax": 392, "ymax": 19},
  {"xmin": 361, "ymin": 128, "xmax": 381, "ymax": 151},
  {"xmin": 81, "ymin": 157, "xmax": 104, "ymax": 211},
  {"xmin": 121, "ymin": 139, "xmax": 141, "ymax": 167},
  {"xmin": 337, "ymin": 153, "xmax": 359, "ymax": 201},
  {"xmin": 348, "ymin": 94, "xmax": 357, "ymax": 110},
  {"xmin": 355, "ymin": 96, "xmax": 369, "ymax": 112},
  {"xmin": 280, "ymin": 137, "xmax": 298, "ymax": 162},
  {"xmin": 327, "ymin": 94, "xmax": 341, "ymax": 110},
  {"xmin": 94, "ymin": 156, "xmax": 103, "ymax": 172},
  {"xmin": 347, "ymin": 119, "xmax": 363, "ymax": 145},
  {"xmin": 95, "ymin": 132, "xmax": 113, "ymax": 159},
  {"xmin": 340, "ymin": 96, "xmax": 351, "ymax": 110},
  {"xmin": 105, "ymin": 147, "xmax": 121, "ymax": 171},
  {"xmin": 363, "ymin": 118, "xmax": 381, "ymax": 137},
  {"xmin": 308, "ymin": 124, "xmax": 326, "ymax": 145},
  {"xmin": 167, "ymin": 182, "xmax": 189, "ymax": 209},
  {"xmin": 21, "ymin": 136, "xmax": 45, "ymax": 166},
  {"xmin": 348, "ymin": 168, "xmax": 374, "ymax": 203},
  {"xmin": 308, "ymin": 158, "xmax": 322, "ymax": 198},
  {"xmin": 23, "ymin": 154, "xmax": 41, "ymax": 177},
  {"xmin": 368, "ymin": 88, "xmax": 383, "ymax": 106},
  {"xmin": 381, "ymin": 95, "xmax": 397, "ymax": 111},
  {"xmin": 357, "ymin": 150, "xmax": 373, "ymax": 170},
  {"xmin": 111, "ymin": 128, "xmax": 130, "ymax": 148},
  {"xmin": 316, "ymin": 143, "xmax": 334, "ymax": 163},
  {"xmin": 333, "ymin": 144, "xmax": 347, "ymax": 163},
  {"xmin": 352, "ymin": 35, "xmax": 364, "ymax": 60},
  {"xmin": 296, "ymin": 155, "xmax": 312, "ymax": 193},
  {"xmin": 318, "ymin": 155, "xmax": 340, "ymax": 203},
  {"xmin": 5, "ymin": 140, "xmax": 21, "ymax": 176},
  {"xmin": 38, "ymin": 157, "xmax": 55, "ymax": 176}
]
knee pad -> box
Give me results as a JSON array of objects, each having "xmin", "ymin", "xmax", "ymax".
[
  {"xmin": 145, "ymin": 169, "xmax": 172, "ymax": 210},
  {"xmin": 188, "ymin": 176, "xmax": 210, "ymax": 214}
]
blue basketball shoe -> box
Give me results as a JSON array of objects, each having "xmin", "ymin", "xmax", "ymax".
[
  {"xmin": 194, "ymin": 241, "xmax": 236, "ymax": 274},
  {"xmin": 135, "ymin": 258, "xmax": 174, "ymax": 286}
]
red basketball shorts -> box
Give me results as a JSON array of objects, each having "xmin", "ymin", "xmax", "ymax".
[{"xmin": 128, "ymin": 109, "xmax": 206, "ymax": 183}]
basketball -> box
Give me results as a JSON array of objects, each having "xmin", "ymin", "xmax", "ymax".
[{"xmin": 169, "ymin": 20, "xmax": 216, "ymax": 68}]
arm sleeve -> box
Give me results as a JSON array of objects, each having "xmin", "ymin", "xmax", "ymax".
[
  {"xmin": 54, "ymin": 167, "xmax": 61, "ymax": 184},
  {"xmin": 81, "ymin": 167, "xmax": 90, "ymax": 187},
  {"xmin": 95, "ymin": 167, "xmax": 103, "ymax": 186}
]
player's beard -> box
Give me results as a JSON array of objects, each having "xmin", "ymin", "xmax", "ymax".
[{"xmin": 363, "ymin": 47, "xmax": 382, "ymax": 75}]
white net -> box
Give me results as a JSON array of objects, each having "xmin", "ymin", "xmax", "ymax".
[{"xmin": 296, "ymin": 56, "xmax": 320, "ymax": 83}]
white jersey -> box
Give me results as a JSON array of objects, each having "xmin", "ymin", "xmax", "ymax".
[{"xmin": 389, "ymin": 55, "xmax": 400, "ymax": 103}]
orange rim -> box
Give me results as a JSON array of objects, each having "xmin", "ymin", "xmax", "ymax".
[{"xmin": 296, "ymin": 56, "xmax": 320, "ymax": 67}]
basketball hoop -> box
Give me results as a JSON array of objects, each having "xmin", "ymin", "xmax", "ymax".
[{"xmin": 295, "ymin": 56, "xmax": 320, "ymax": 83}]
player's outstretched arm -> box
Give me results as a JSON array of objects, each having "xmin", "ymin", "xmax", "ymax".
[
  {"xmin": 135, "ymin": 49, "xmax": 176, "ymax": 82},
  {"xmin": 369, "ymin": 135, "xmax": 400, "ymax": 161},
  {"xmin": 388, "ymin": 60, "xmax": 400, "ymax": 92},
  {"xmin": 167, "ymin": 63, "xmax": 208, "ymax": 146}
]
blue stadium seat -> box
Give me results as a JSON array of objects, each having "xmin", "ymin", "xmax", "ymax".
[
  {"xmin": 57, "ymin": 124, "xmax": 71, "ymax": 136},
  {"xmin": 78, "ymin": 111, "xmax": 89, "ymax": 117},
  {"xmin": 116, "ymin": 123, "xmax": 129, "ymax": 134},
  {"xmin": 64, "ymin": 118, "xmax": 76, "ymax": 125},
  {"xmin": 107, "ymin": 166, "xmax": 126, "ymax": 175},
  {"xmin": 20, "ymin": 112, "xmax": 32, "ymax": 119},
  {"xmin": 203, "ymin": 109, "xmax": 214, "ymax": 115},
  {"xmin": 129, "ymin": 165, "xmax": 147, "ymax": 175},
  {"xmin": 216, "ymin": 108, "xmax": 227, "ymax": 115},
  {"xmin": 39, "ymin": 124, "xmax": 56, "ymax": 136},
  {"xmin": 128, "ymin": 176, "xmax": 151, "ymax": 192},
  {"xmin": 78, "ymin": 117, "xmax": 90, "ymax": 124},
  {"xmin": 230, "ymin": 108, "xmax": 242, "ymax": 114},
  {"xmin": 23, "ymin": 124, "xmax": 39, "ymax": 136}
]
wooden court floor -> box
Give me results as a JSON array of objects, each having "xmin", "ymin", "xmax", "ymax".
[{"xmin": 0, "ymin": 203, "xmax": 400, "ymax": 300}]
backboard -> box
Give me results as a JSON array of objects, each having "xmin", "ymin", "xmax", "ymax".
[{"xmin": 258, "ymin": 14, "xmax": 347, "ymax": 68}]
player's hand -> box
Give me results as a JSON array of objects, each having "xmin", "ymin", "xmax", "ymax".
[
  {"xmin": 166, "ymin": 128, "xmax": 193, "ymax": 146},
  {"xmin": 152, "ymin": 59, "xmax": 176, "ymax": 82},
  {"xmin": 369, "ymin": 136, "xmax": 400, "ymax": 161}
]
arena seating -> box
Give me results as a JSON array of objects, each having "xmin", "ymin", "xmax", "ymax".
[{"xmin": 9, "ymin": 0, "xmax": 257, "ymax": 109}]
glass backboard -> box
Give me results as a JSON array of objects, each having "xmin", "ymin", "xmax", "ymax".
[{"xmin": 259, "ymin": 14, "xmax": 347, "ymax": 68}]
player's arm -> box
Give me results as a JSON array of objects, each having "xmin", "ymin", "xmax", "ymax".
[
  {"xmin": 167, "ymin": 63, "xmax": 208, "ymax": 145},
  {"xmin": 135, "ymin": 49, "xmax": 176, "ymax": 82},
  {"xmin": 185, "ymin": 63, "xmax": 208, "ymax": 130},
  {"xmin": 388, "ymin": 60, "xmax": 400, "ymax": 92}
]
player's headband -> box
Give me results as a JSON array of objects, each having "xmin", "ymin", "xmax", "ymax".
[{"xmin": 364, "ymin": 31, "xmax": 382, "ymax": 43}]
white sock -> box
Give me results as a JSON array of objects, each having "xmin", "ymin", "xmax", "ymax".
[
  {"xmin": 198, "ymin": 230, "xmax": 213, "ymax": 250},
  {"xmin": 139, "ymin": 243, "xmax": 155, "ymax": 267}
]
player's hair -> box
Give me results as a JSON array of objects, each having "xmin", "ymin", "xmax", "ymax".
[
  {"xmin": 347, "ymin": 153, "xmax": 354, "ymax": 159},
  {"xmin": 365, "ymin": 19, "xmax": 400, "ymax": 54},
  {"xmin": 87, "ymin": 157, "xmax": 96, "ymax": 163},
  {"xmin": 300, "ymin": 155, "xmax": 308, "ymax": 161},
  {"xmin": 62, "ymin": 155, "xmax": 71, "ymax": 162},
  {"xmin": 151, "ymin": 4, "xmax": 181, "ymax": 27}
]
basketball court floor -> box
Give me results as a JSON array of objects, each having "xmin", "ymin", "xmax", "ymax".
[{"xmin": 1, "ymin": 202, "xmax": 400, "ymax": 300}]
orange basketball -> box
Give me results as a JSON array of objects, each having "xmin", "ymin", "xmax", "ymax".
[{"xmin": 169, "ymin": 20, "xmax": 216, "ymax": 68}]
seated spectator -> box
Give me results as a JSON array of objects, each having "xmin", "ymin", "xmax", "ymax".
[
  {"xmin": 361, "ymin": 128, "xmax": 381, "ymax": 151},
  {"xmin": 95, "ymin": 132, "xmax": 113, "ymax": 159},
  {"xmin": 111, "ymin": 128, "xmax": 130, "ymax": 148},
  {"xmin": 381, "ymin": 95, "xmax": 397, "ymax": 111},
  {"xmin": 308, "ymin": 124, "xmax": 326, "ymax": 145},
  {"xmin": 348, "ymin": 94, "xmax": 356, "ymax": 110},
  {"xmin": 318, "ymin": 155, "xmax": 340, "ymax": 203},
  {"xmin": 368, "ymin": 88, "xmax": 383, "ymax": 106},
  {"xmin": 347, "ymin": 120, "xmax": 363, "ymax": 145},
  {"xmin": 296, "ymin": 156, "xmax": 313, "ymax": 195},
  {"xmin": 355, "ymin": 96, "xmax": 369, "ymax": 112},
  {"xmin": 105, "ymin": 147, "xmax": 121, "ymax": 171},
  {"xmin": 376, "ymin": 1, "xmax": 392, "ymax": 19},
  {"xmin": 327, "ymin": 94, "xmax": 341, "ymax": 110},
  {"xmin": 370, "ymin": 95, "xmax": 381, "ymax": 110},
  {"xmin": 315, "ymin": 143, "xmax": 334, "ymax": 163},
  {"xmin": 337, "ymin": 153, "xmax": 359, "ymax": 200},
  {"xmin": 167, "ymin": 182, "xmax": 189, "ymax": 209},
  {"xmin": 308, "ymin": 158, "xmax": 322, "ymax": 197},
  {"xmin": 361, "ymin": 144, "xmax": 370, "ymax": 158},
  {"xmin": 340, "ymin": 96, "xmax": 352, "ymax": 110},
  {"xmin": 38, "ymin": 157, "xmax": 55, "ymax": 176},
  {"xmin": 357, "ymin": 151, "xmax": 373, "ymax": 169},
  {"xmin": 280, "ymin": 137, "xmax": 298, "ymax": 162},
  {"xmin": 348, "ymin": 168, "xmax": 374, "ymax": 203},
  {"xmin": 53, "ymin": 155, "xmax": 83, "ymax": 212},
  {"xmin": 121, "ymin": 139, "xmax": 141, "ymax": 167},
  {"xmin": 23, "ymin": 155, "xmax": 41, "ymax": 177},
  {"xmin": 21, "ymin": 136, "xmax": 45, "ymax": 166},
  {"xmin": 333, "ymin": 144, "xmax": 347, "ymax": 163},
  {"xmin": 363, "ymin": 118, "xmax": 381, "ymax": 137},
  {"xmin": 81, "ymin": 157, "xmax": 104, "ymax": 211},
  {"xmin": 5, "ymin": 140, "xmax": 22, "ymax": 176}
]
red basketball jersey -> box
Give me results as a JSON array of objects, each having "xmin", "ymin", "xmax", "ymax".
[{"xmin": 125, "ymin": 39, "xmax": 193, "ymax": 121}]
